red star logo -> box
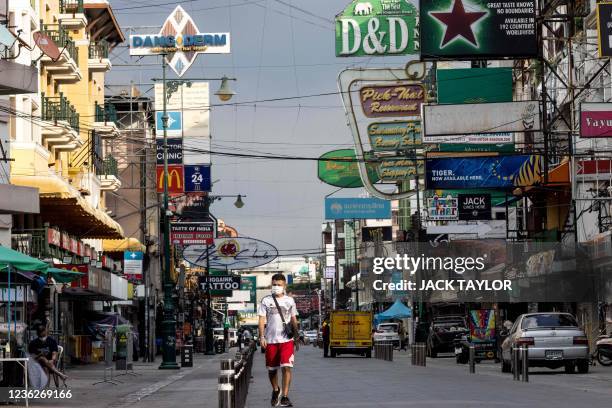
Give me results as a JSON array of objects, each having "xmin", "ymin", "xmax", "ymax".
[{"xmin": 430, "ymin": 0, "xmax": 488, "ymax": 48}]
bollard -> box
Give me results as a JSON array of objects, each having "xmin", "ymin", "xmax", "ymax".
[
  {"xmin": 410, "ymin": 344, "xmax": 415, "ymax": 365},
  {"xmin": 218, "ymin": 359, "xmax": 234, "ymax": 408},
  {"xmin": 521, "ymin": 346, "xmax": 529, "ymax": 382},
  {"xmin": 469, "ymin": 344, "xmax": 476, "ymax": 374},
  {"xmin": 512, "ymin": 347, "xmax": 520, "ymax": 381}
]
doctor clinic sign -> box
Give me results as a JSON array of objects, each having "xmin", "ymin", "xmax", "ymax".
[{"xmin": 335, "ymin": 0, "xmax": 419, "ymax": 57}]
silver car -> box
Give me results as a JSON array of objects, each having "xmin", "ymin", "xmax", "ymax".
[{"xmin": 501, "ymin": 312, "xmax": 589, "ymax": 374}]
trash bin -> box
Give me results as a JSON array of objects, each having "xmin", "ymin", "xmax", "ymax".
[
  {"xmin": 181, "ymin": 345, "xmax": 193, "ymax": 367},
  {"xmin": 214, "ymin": 339, "xmax": 225, "ymax": 354}
]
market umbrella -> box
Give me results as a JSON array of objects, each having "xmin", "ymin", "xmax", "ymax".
[
  {"xmin": 0, "ymin": 245, "xmax": 49, "ymax": 272},
  {"xmin": 45, "ymin": 267, "xmax": 85, "ymax": 283},
  {"xmin": 375, "ymin": 299, "xmax": 413, "ymax": 322}
]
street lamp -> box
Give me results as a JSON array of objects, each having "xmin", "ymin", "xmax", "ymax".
[
  {"xmin": 214, "ymin": 76, "xmax": 236, "ymax": 102},
  {"xmin": 152, "ymin": 76, "xmax": 237, "ymax": 103}
]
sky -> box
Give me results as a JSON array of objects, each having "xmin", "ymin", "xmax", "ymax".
[{"xmin": 107, "ymin": 0, "xmax": 413, "ymax": 254}]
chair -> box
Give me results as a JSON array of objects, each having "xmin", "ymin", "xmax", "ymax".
[{"xmin": 47, "ymin": 345, "xmax": 66, "ymax": 389}]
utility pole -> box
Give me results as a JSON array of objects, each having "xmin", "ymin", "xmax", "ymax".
[{"xmin": 159, "ymin": 56, "xmax": 179, "ymax": 369}]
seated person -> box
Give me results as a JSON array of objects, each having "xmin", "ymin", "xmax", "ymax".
[{"xmin": 28, "ymin": 326, "xmax": 67, "ymax": 382}]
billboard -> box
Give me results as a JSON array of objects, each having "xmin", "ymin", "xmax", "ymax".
[
  {"xmin": 597, "ymin": 2, "xmax": 612, "ymax": 58},
  {"xmin": 425, "ymin": 155, "xmax": 543, "ymax": 189},
  {"xmin": 156, "ymin": 165, "xmax": 184, "ymax": 194},
  {"xmin": 360, "ymin": 84, "xmax": 425, "ymax": 118},
  {"xmin": 156, "ymin": 138, "xmax": 183, "ymax": 165},
  {"xmin": 325, "ymin": 198, "xmax": 391, "ymax": 219},
  {"xmin": 423, "ymin": 101, "xmax": 541, "ymax": 136},
  {"xmin": 427, "ymin": 195, "xmax": 458, "ymax": 221},
  {"xmin": 458, "ymin": 193, "xmax": 492, "ymax": 220},
  {"xmin": 580, "ymin": 103, "xmax": 612, "ymax": 138},
  {"xmin": 436, "ymin": 68, "xmax": 513, "ymax": 104},
  {"xmin": 420, "ymin": 0, "xmax": 538, "ymax": 60},
  {"xmin": 170, "ymin": 222, "xmax": 215, "ymax": 245},
  {"xmin": 129, "ymin": 6, "xmax": 230, "ymax": 77},
  {"xmin": 335, "ymin": 0, "xmax": 419, "ymax": 57},
  {"xmin": 183, "ymin": 237, "xmax": 279, "ymax": 270},
  {"xmin": 368, "ymin": 121, "xmax": 421, "ymax": 151},
  {"xmin": 317, "ymin": 149, "xmax": 379, "ymax": 188},
  {"xmin": 377, "ymin": 158, "xmax": 423, "ymax": 182}
]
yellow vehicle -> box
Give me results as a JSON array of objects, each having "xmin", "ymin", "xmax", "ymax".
[{"xmin": 330, "ymin": 311, "xmax": 373, "ymax": 358}]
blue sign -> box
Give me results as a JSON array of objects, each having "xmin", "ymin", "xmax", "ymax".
[
  {"xmin": 325, "ymin": 198, "xmax": 391, "ymax": 220},
  {"xmin": 156, "ymin": 111, "xmax": 182, "ymax": 136},
  {"xmin": 184, "ymin": 165, "xmax": 211, "ymax": 192},
  {"xmin": 124, "ymin": 251, "xmax": 143, "ymax": 261},
  {"xmin": 425, "ymin": 155, "xmax": 543, "ymax": 189}
]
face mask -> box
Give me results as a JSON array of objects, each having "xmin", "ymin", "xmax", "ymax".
[
  {"xmin": 271, "ymin": 286, "xmax": 284, "ymax": 295},
  {"xmin": 40, "ymin": 336, "xmax": 47, "ymax": 341}
]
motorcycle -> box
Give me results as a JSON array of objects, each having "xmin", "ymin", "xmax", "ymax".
[{"xmin": 595, "ymin": 334, "xmax": 612, "ymax": 366}]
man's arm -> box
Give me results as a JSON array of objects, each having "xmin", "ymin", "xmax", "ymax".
[{"xmin": 258, "ymin": 315, "xmax": 267, "ymax": 349}]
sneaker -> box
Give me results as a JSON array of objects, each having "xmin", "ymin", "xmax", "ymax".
[
  {"xmin": 279, "ymin": 396, "xmax": 293, "ymax": 407},
  {"xmin": 271, "ymin": 388, "xmax": 281, "ymax": 406}
]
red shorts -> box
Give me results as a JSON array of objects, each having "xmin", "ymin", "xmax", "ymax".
[{"xmin": 265, "ymin": 340, "xmax": 294, "ymax": 370}]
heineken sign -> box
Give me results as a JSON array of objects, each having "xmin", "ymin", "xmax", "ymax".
[
  {"xmin": 420, "ymin": 0, "xmax": 537, "ymax": 59},
  {"xmin": 318, "ymin": 149, "xmax": 380, "ymax": 188},
  {"xmin": 368, "ymin": 121, "xmax": 421, "ymax": 152},
  {"xmin": 335, "ymin": 0, "xmax": 419, "ymax": 57}
]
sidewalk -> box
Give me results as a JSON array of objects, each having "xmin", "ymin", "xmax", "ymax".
[{"xmin": 25, "ymin": 350, "xmax": 233, "ymax": 408}]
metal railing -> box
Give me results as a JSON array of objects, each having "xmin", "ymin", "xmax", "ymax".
[
  {"xmin": 410, "ymin": 343, "xmax": 426, "ymax": 366},
  {"xmin": 40, "ymin": 22, "xmax": 78, "ymax": 66},
  {"xmin": 374, "ymin": 342, "xmax": 393, "ymax": 361},
  {"xmin": 218, "ymin": 341, "xmax": 256, "ymax": 408},
  {"xmin": 94, "ymin": 101, "xmax": 118, "ymax": 124},
  {"xmin": 41, "ymin": 92, "xmax": 80, "ymax": 133},
  {"xmin": 11, "ymin": 229, "xmax": 50, "ymax": 259},
  {"xmin": 60, "ymin": 0, "xmax": 84, "ymax": 14},
  {"xmin": 89, "ymin": 40, "xmax": 109, "ymax": 60}
]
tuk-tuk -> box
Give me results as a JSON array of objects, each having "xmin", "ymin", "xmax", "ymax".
[{"xmin": 455, "ymin": 309, "xmax": 498, "ymax": 364}]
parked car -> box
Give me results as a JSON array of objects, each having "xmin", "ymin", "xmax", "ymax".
[
  {"xmin": 373, "ymin": 323, "xmax": 401, "ymax": 348},
  {"xmin": 427, "ymin": 316, "xmax": 468, "ymax": 357},
  {"xmin": 500, "ymin": 312, "xmax": 589, "ymax": 374},
  {"xmin": 304, "ymin": 330, "xmax": 318, "ymax": 344}
]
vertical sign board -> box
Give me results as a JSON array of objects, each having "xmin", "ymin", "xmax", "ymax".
[
  {"xmin": 170, "ymin": 222, "xmax": 214, "ymax": 245},
  {"xmin": 156, "ymin": 165, "xmax": 184, "ymax": 194},
  {"xmin": 324, "ymin": 266, "xmax": 336, "ymax": 280},
  {"xmin": 184, "ymin": 165, "xmax": 212, "ymax": 192},
  {"xmin": 123, "ymin": 251, "xmax": 143, "ymax": 280},
  {"xmin": 597, "ymin": 2, "xmax": 612, "ymax": 57},
  {"xmin": 156, "ymin": 138, "xmax": 183, "ymax": 165}
]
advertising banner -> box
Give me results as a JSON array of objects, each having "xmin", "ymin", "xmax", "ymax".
[
  {"xmin": 156, "ymin": 138, "xmax": 183, "ymax": 165},
  {"xmin": 420, "ymin": 0, "xmax": 538, "ymax": 59},
  {"xmin": 360, "ymin": 84, "xmax": 425, "ymax": 118},
  {"xmin": 184, "ymin": 165, "xmax": 211, "ymax": 192},
  {"xmin": 335, "ymin": 0, "xmax": 419, "ymax": 57},
  {"xmin": 423, "ymin": 101, "xmax": 541, "ymax": 136},
  {"xmin": 156, "ymin": 165, "xmax": 184, "ymax": 194},
  {"xmin": 368, "ymin": 121, "xmax": 421, "ymax": 151},
  {"xmin": 597, "ymin": 2, "xmax": 612, "ymax": 57},
  {"xmin": 436, "ymin": 68, "xmax": 513, "ymax": 104},
  {"xmin": 427, "ymin": 195, "xmax": 458, "ymax": 221},
  {"xmin": 325, "ymin": 197, "xmax": 392, "ymax": 219},
  {"xmin": 377, "ymin": 158, "xmax": 423, "ymax": 181},
  {"xmin": 425, "ymin": 155, "xmax": 543, "ymax": 189},
  {"xmin": 317, "ymin": 149, "xmax": 379, "ymax": 188},
  {"xmin": 183, "ymin": 237, "xmax": 278, "ymax": 270},
  {"xmin": 170, "ymin": 222, "xmax": 214, "ymax": 245},
  {"xmin": 458, "ymin": 193, "xmax": 492, "ymax": 220},
  {"xmin": 580, "ymin": 103, "xmax": 612, "ymax": 138}
]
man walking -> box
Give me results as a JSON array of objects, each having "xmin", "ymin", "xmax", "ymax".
[{"xmin": 258, "ymin": 273, "xmax": 299, "ymax": 407}]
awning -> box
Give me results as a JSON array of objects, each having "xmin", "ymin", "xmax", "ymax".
[
  {"xmin": 103, "ymin": 237, "xmax": 145, "ymax": 253},
  {"xmin": 0, "ymin": 245, "xmax": 49, "ymax": 272},
  {"xmin": 11, "ymin": 174, "xmax": 124, "ymax": 239},
  {"xmin": 45, "ymin": 267, "xmax": 85, "ymax": 284}
]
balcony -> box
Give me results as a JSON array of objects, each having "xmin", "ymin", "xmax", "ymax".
[
  {"xmin": 58, "ymin": 0, "xmax": 87, "ymax": 28},
  {"xmin": 93, "ymin": 101, "xmax": 119, "ymax": 138},
  {"xmin": 41, "ymin": 92, "xmax": 83, "ymax": 151},
  {"xmin": 40, "ymin": 23, "xmax": 81, "ymax": 81},
  {"xmin": 88, "ymin": 40, "xmax": 111, "ymax": 72},
  {"xmin": 97, "ymin": 156, "xmax": 121, "ymax": 191}
]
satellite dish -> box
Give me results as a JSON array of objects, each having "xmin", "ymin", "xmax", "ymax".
[{"xmin": 33, "ymin": 32, "xmax": 61, "ymax": 60}]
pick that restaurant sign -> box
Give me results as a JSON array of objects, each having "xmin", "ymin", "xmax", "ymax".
[
  {"xmin": 580, "ymin": 103, "xmax": 612, "ymax": 138},
  {"xmin": 335, "ymin": 0, "xmax": 419, "ymax": 57},
  {"xmin": 129, "ymin": 6, "xmax": 231, "ymax": 77},
  {"xmin": 170, "ymin": 222, "xmax": 214, "ymax": 245},
  {"xmin": 420, "ymin": 0, "xmax": 538, "ymax": 60},
  {"xmin": 318, "ymin": 149, "xmax": 380, "ymax": 188},
  {"xmin": 156, "ymin": 165, "xmax": 184, "ymax": 194},
  {"xmin": 368, "ymin": 121, "xmax": 421, "ymax": 151},
  {"xmin": 183, "ymin": 237, "xmax": 279, "ymax": 270},
  {"xmin": 360, "ymin": 84, "xmax": 425, "ymax": 117},
  {"xmin": 458, "ymin": 193, "xmax": 491, "ymax": 221},
  {"xmin": 597, "ymin": 2, "xmax": 612, "ymax": 58}
]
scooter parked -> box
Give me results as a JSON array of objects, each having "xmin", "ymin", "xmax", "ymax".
[{"xmin": 595, "ymin": 334, "xmax": 612, "ymax": 366}]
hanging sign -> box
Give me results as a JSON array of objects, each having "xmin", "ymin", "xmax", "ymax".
[
  {"xmin": 156, "ymin": 165, "xmax": 184, "ymax": 194},
  {"xmin": 183, "ymin": 237, "xmax": 278, "ymax": 270},
  {"xmin": 170, "ymin": 222, "xmax": 214, "ymax": 245},
  {"xmin": 360, "ymin": 84, "xmax": 425, "ymax": 117},
  {"xmin": 318, "ymin": 149, "xmax": 380, "ymax": 188},
  {"xmin": 377, "ymin": 158, "xmax": 423, "ymax": 181},
  {"xmin": 368, "ymin": 121, "xmax": 421, "ymax": 151}
]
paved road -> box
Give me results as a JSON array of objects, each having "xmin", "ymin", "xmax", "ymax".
[{"xmin": 246, "ymin": 345, "xmax": 612, "ymax": 408}]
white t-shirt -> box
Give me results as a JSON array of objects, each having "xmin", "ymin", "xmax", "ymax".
[{"xmin": 258, "ymin": 295, "xmax": 298, "ymax": 344}]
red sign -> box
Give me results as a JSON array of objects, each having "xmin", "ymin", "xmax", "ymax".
[
  {"xmin": 156, "ymin": 165, "xmax": 184, "ymax": 194},
  {"xmin": 360, "ymin": 84, "xmax": 425, "ymax": 118},
  {"xmin": 70, "ymin": 238, "xmax": 78, "ymax": 254},
  {"xmin": 291, "ymin": 291, "xmax": 319, "ymax": 315},
  {"xmin": 77, "ymin": 242, "xmax": 84, "ymax": 256},
  {"xmin": 581, "ymin": 103, "xmax": 612, "ymax": 138},
  {"xmin": 170, "ymin": 222, "xmax": 214, "ymax": 245},
  {"xmin": 47, "ymin": 228, "xmax": 61, "ymax": 247},
  {"xmin": 61, "ymin": 232, "xmax": 70, "ymax": 250},
  {"xmin": 578, "ymin": 159, "xmax": 612, "ymax": 174},
  {"xmin": 54, "ymin": 264, "xmax": 89, "ymax": 288}
]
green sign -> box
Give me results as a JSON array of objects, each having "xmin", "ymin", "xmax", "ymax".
[
  {"xmin": 318, "ymin": 149, "xmax": 380, "ymax": 188},
  {"xmin": 368, "ymin": 121, "xmax": 421, "ymax": 152},
  {"xmin": 437, "ymin": 68, "xmax": 512, "ymax": 104},
  {"xmin": 241, "ymin": 276, "xmax": 257, "ymax": 312},
  {"xmin": 335, "ymin": 0, "xmax": 419, "ymax": 57},
  {"xmin": 210, "ymin": 269, "xmax": 234, "ymax": 297},
  {"xmin": 420, "ymin": 0, "xmax": 537, "ymax": 59},
  {"xmin": 377, "ymin": 158, "xmax": 424, "ymax": 181}
]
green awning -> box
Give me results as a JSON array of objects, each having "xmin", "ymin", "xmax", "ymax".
[
  {"xmin": 0, "ymin": 245, "xmax": 49, "ymax": 272},
  {"xmin": 45, "ymin": 267, "xmax": 85, "ymax": 284}
]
